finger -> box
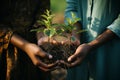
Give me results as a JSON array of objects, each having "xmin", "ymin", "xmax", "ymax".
[
  {"xmin": 36, "ymin": 60, "xmax": 59, "ymax": 69},
  {"xmin": 38, "ymin": 38, "xmax": 44, "ymax": 46},
  {"xmin": 67, "ymin": 53, "xmax": 79, "ymax": 62},
  {"xmin": 38, "ymin": 66, "xmax": 50, "ymax": 72},
  {"xmin": 38, "ymin": 66, "xmax": 61, "ymax": 72},
  {"xmin": 38, "ymin": 37, "xmax": 49, "ymax": 46},
  {"xmin": 60, "ymin": 57, "xmax": 82, "ymax": 68},
  {"xmin": 74, "ymin": 41, "xmax": 80, "ymax": 46},
  {"xmin": 69, "ymin": 57, "xmax": 83, "ymax": 67},
  {"xmin": 36, "ymin": 49, "xmax": 53, "ymax": 59},
  {"xmin": 31, "ymin": 55, "xmax": 56, "ymax": 71},
  {"xmin": 71, "ymin": 40, "xmax": 80, "ymax": 46},
  {"xmin": 38, "ymin": 62, "xmax": 59, "ymax": 72},
  {"xmin": 46, "ymin": 60, "xmax": 59, "ymax": 68},
  {"xmin": 61, "ymin": 57, "xmax": 83, "ymax": 68},
  {"xmin": 61, "ymin": 41, "xmax": 64, "ymax": 45},
  {"xmin": 50, "ymin": 39, "xmax": 58, "ymax": 45},
  {"xmin": 59, "ymin": 60, "xmax": 71, "ymax": 68},
  {"xmin": 61, "ymin": 40, "xmax": 70, "ymax": 45}
]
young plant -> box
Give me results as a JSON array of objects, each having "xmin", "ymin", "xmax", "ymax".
[
  {"xmin": 31, "ymin": 10, "xmax": 87, "ymax": 80},
  {"xmin": 57, "ymin": 12, "xmax": 81, "ymax": 59},
  {"xmin": 31, "ymin": 10, "xmax": 86, "ymax": 64},
  {"xmin": 31, "ymin": 10, "xmax": 64, "ymax": 38},
  {"xmin": 62, "ymin": 12, "xmax": 87, "ymax": 42},
  {"xmin": 31, "ymin": 10, "xmax": 66, "ymax": 63}
]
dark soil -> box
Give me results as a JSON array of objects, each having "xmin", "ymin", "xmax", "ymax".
[{"xmin": 40, "ymin": 42, "xmax": 77, "ymax": 68}]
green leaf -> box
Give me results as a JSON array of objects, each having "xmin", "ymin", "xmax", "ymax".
[
  {"xmin": 46, "ymin": 9, "xmax": 50, "ymax": 16},
  {"xmin": 44, "ymin": 28, "xmax": 56, "ymax": 37},
  {"xmin": 30, "ymin": 28, "xmax": 43, "ymax": 33},
  {"xmin": 36, "ymin": 20, "xmax": 45, "ymax": 25},
  {"xmin": 71, "ymin": 36, "xmax": 76, "ymax": 41},
  {"xmin": 41, "ymin": 14, "xmax": 48, "ymax": 19},
  {"xmin": 30, "ymin": 10, "xmax": 86, "ymax": 39},
  {"xmin": 66, "ymin": 18, "xmax": 72, "ymax": 25},
  {"xmin": 56, "ymin": 29, "xmax": 64, "ymax": 35}
]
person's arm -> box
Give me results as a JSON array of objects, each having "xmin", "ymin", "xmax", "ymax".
[
  {"xmin": 89, "ymin": 14, "xmax": 120, "ymax": 49},
  {"xmin": 60, "ymin": 29, "xmax": 116, "ymax": 67},
  {"xmin": 10, "ymin": 34, "xmax": 58, "ymax": 71},
  {"xmin": 88, "ymin": 29, "xmax": 116, "ymax": 49},
  {"xmin": 66, "ymin": 14, "xmax": 120, "ymax": 67}
]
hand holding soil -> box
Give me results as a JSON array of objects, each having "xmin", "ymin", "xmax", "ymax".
[{"xmin": 38, "ymin": 34, "xmax": 79, "ymax": 68}]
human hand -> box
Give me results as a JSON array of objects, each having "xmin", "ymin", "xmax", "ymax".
[
  {"xmin": 70, "ymin": 35, "xmax": 80, "ymax": 46},
  {"xmin": 60, "ymin": 43, "xmax": 92, "ymax": 67},
  {"xmin": 53, "ymin": 34, "xmax": 80, "ymax": 46},
  {"xmin": 65, "ymin": 29, "xmax": 117, "ymax": 67},
  {"xmin": 37, "ymin": 33, "xmax": 80, "ymax": 46},
  {"xmin": 24, "ymin": 43, "xmax": 58, "ymax": 71},
  {"xmin": 37, "ymin": 34, "xmax": 80, "ymax": 68},
  {"xmin": 38, "ymin": 36, "xmax": 57, "ymax": 46},
  {"xmin": 10, "ymin": 34, "xmax": 58, "ymax": 71}
]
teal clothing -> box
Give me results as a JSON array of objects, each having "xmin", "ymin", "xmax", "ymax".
[{"xmin": 65, "ymin": 0, "xmax": 120, "ymax": 80}]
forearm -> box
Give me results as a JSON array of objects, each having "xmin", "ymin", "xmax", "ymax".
[
  {"xmin": 10, "ymin": 34, "xmax": 30, "ymax": 52},
  {"xmin": 88, "ymin": 29, "xmax": 117, "ymax": 49}
]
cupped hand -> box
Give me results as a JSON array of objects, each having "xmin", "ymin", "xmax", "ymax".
[
  {"xmin": 25, "ymin": 43, "xmax": 58, "ymax": 71},
  {"xmin": 70, "ymin": 35, "xmax": 80, "ymax": 46},
  {"xmin": 54, "ymin": 34, "xmax": 80, "ymax": 46},
  {"xmin": 60, "ymin": 43, "xmax": 92, "ymax": 67},
  {"xmin": 37, "ymin": 34, "xmax": 81, "ymax": 68},
  {"xmin": 38, "ymin": 36, "xmax": 58, "ymax": 46}
]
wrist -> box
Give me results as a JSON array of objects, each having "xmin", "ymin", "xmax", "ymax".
[
  {"xmin": 87, "ymin": 39, "xmax": 100, "ymax": 50},
  {"xmin": 11, "ymin": 34, "xmax": 31, "ymax": 52}
]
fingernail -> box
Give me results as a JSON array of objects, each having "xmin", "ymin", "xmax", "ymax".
[
  {"xmin": 61, "ymin": 41, "xmax": 64, "ymax": 44},
  {"xmin": 68, "ymin": 58, "xmax": 71, "ymax": 62},
  {"xmin": 49, "ymin": 55, "xmax": 53, "ymax": 59}
]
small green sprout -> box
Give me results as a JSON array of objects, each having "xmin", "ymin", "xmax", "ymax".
[
  {"xmin": 31, "ymin": 10, "xmax": 87, "ymax": 40},
  {"xmin": 31, "ymin": 10, "xmax": 59, "ymax": 38}
]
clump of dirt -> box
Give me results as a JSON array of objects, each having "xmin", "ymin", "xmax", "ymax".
[{"xmin": 40, "ymin": 35, "xmax": 77, "ymax": 68}]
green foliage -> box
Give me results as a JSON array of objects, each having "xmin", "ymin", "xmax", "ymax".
[
  {"xmin": 31, "ymin": 10, "xmax": 86, "ymax": 39},
  {"xmin": 41, "ymin": 10, "xmax": 54, "ymax": 28},
  {"xmin": 44, "ymin": 28, "xmax": 56, "ymax": 37},
  {"xmin": 66, "ymin": 12, "xmax": 80, "ymax": 26},
  {"xmin": 70, "ymin": 36, "xmax": 76, "ymax": 41},
  {"xmin": 31, "ymin": 10, "xmax": 57, "ymax": 37},
  {"xmin": 64, "ymin": 12, "xmax": 81, "ymax": 33},
  {"xmin": 30, "ymin": 28, "xmax": 43, "ymax": 33}
]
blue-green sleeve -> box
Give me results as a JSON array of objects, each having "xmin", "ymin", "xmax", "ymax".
[
  {"xmin": 64, "ymin": 0, "xmax": 80, "ymax": 24},
  {"xmin": 107, "ymin": 14, "xmax": 120, "ymax": 38}
]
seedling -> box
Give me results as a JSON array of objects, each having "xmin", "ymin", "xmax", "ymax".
[
  {"xmin": 31, "ymin": 10, "xmax": 64, "ymax": 38},
  {"xmin": 31, "ymin": 10, "xmax": 86, "ymax": 65}
]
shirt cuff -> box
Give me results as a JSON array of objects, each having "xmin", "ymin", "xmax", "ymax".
[{"xmin": 107, "ymin": 14, "xmax": 120, "ymax": 38}]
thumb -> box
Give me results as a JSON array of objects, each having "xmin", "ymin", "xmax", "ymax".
[
  {"xmin": 37, "ymin": 49, "xmax": 53, "ymax": 59},
  {"xmin": 68, "ymin": 53, "xmax": 78, "ymax": 62},
  {"xmin": 47, "ymin": 53, "xmax": 53, "ymax": 59},
  {"xmin": 38, "ymin": 38, "xmax": 44, "ymax": 46}
]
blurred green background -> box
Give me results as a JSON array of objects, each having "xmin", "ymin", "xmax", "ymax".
[
  {"xmin": 50, "ymin": 0, "xmax": 66, "ymax": 14},
  {"xmin": 50, "ymin": 0, "xmax": 66, "ymax": 23}
]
